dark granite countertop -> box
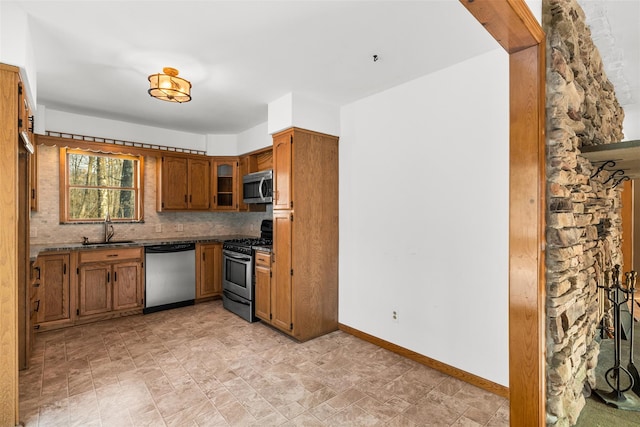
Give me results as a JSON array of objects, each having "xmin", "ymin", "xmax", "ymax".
[{"xmin": 30, "ymin": 234, "xmax": 255, "ymax": 260}]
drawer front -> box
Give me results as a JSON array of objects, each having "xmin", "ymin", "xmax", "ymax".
[
  {"xmin": 255, "ymin": 251, "xmax": 271, "ymax": 267},
  {"xmin": 79, "ymin": 247, "xmax": 143, "ymax": 264}
]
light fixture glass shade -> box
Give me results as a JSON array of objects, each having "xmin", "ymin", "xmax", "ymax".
[{"xmin": 148, "ymin": 67, "xmax": 191, "ymax": 103}]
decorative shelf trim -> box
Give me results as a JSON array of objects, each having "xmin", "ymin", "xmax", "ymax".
[
  {"xmin": 43, "ymin": 130, "xmax": 206, "ymax": 156},
  {"xmin": 581, "ymin": 140, "xmax": 640, "ymax": 180}
]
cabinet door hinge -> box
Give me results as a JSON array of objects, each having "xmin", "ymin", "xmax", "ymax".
[
  {"xmin": 290, "ymin": 269, "xmax": 293, "ymax": 276},
  {"xmin": 270, "ymin": 313, "xmax": 272, "ymax": 320},
  {"xmin": 18, "ymin": 85, "xmax": 23, "ymax": 95},
  {"xmin": 290, "ymin": 323, "xmax": 293, "ymax": 330},
  {"xmin": 76, "ymin": 309, "xmax": 79, "ymax": 315},
  {"xmin": 290, "ymin": 135, "xmax": 293, "ymax": 144},
  {"xmin": 269, "ymin": 271, "xmax": 272, "ymax": 278},
  {"xmin": 76, "ymin": 267, "xmax": 79, "ymax": 275},
  {"xmin": 290, "ymin": 201, "xmax": 293, "ymax": 208},
  {"xmin": 32, "ymin": 188, "xmax": 36, "ymax": 200},
  {"xmin": 18, "ymin": 118, "xmax": 23, "ymax": 128},
  {"xmin": 290, "ymin": 214, "xmax": 293, "ymax": 222},
  {"xmin": 63, "ymin": 264, "xmax": 67, "ymax": 275},
  {"xmin": 141, "ymin": 262, "xmax": 144, "ymax": 269}
]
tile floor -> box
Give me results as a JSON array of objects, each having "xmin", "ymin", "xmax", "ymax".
[{"xmin": 19, "ymin": 300, "xmax": 509, "ymax": 426}]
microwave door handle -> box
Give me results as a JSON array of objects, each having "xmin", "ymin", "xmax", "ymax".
[{"xmin": 258, "ymin": 177, "xmax": 265, "ymax": 200}]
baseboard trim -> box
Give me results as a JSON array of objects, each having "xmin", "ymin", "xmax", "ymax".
[{"xmin": 338, "ymin": 323, "xmax": 509, "ymax": 399}]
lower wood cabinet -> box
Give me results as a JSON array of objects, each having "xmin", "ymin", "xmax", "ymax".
[
  {"xmin": 254, "ymin": 246, "xmax": 294, "ymax": 335},
  {"xmin": 196, "ymin": 242, "xmax": 222, "ymax": 299},
  {"xmin": 32, "ymin": 252, "xmax": 72, "ymax": 330},
  {"xmin": 78, "ymin": 260, "xmax": 142, "ymax": 316},
  {"xmin": 77, "ymin": 247, "xmax": 144, "ymax": 321},
  {"xmin": 254, "ymin": 250, "xmax": 272, "ymax": 322}
]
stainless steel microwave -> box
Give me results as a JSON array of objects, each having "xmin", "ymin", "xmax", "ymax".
[{"xmin": 242, "ymin": 170, "xmax": 273, "ymax": 204}]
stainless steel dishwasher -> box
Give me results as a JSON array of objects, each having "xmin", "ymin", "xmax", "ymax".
[{"xmin": 143, "ymin": 243, "xmax": 196, "ymax": 314}]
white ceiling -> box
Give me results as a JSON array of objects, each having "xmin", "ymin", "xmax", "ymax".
[
  {"xmin": 10, "ymin": 0, "xmax": 500, "ymax": 134},
  {"xmin": 9, "ymin": 1, "xmax": 640, "ymax": 136}
]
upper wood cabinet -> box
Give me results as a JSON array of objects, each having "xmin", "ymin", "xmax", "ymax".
[
  {"xmin": 188, "ymin": 158, "xmax": 211, "ymax": 209},
  {"xmin": 32, "ymin": 253, "xmax": 72, "ymax": 330},
  {"xmin": 30, "ymin": 144, "xmax": 37, "ymax": 211},
  {"xmin": 196, "ymin": 242, "xmax": 222, "ymax": 299},
  {"xmin": 157, "ymin": 154, "xmax": 210, "ymax": 211},
  {"xmin": 17, "ymin": 80, "xmax": 37, "ymax": 211},
  {"xmin": 272, "ymin": 133, "xmax": 292, "ymax": 210},
  {"xmin": 212, "ymin": 159, "xmax": 238, "ymax": 211}
]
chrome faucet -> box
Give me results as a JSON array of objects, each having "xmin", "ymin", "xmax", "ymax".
[{"xmin": 104, "ymin": 212, "xmax": 115, "ymax": 243}]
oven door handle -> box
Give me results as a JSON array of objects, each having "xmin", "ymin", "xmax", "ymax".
[
  {"xmin": 223, "ymin": 250, "xmax": 251, "ymax": 262},
  {"xmin": 224, "ymin": 290, "xmax": 250, "ymax": 306}
]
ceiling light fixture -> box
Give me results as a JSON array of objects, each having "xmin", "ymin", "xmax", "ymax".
[{"xmin": 148, "ymin": 67, "xmax": 191, "ymax": 103}]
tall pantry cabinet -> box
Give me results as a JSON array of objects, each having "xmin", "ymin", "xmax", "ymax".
[{"xmin": 265, "ymin": 127, "xmax": 339, "ymax": 342}]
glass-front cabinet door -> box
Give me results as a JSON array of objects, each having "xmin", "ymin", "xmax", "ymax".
[{"xmin": 212, "ymin": 160, "xmax": 237, "ymax": 211}]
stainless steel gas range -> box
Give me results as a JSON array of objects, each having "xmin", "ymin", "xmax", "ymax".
[{"xmin": 222, "ymin": 219, "xmax": 272, "ymax": 322}]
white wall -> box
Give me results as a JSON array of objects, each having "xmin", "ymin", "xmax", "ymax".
[
  {"xmin": 42, "ymin": 108, "xmax": 273, "ymax": 155},
  {"xmin": 339, "ymin": 48, "xmax": 510, "ymax": 386},
  {"xmin": 237, "ymin": 121, "xmax": 272, "ymax": 154},
  {"xmin": 623, "ymin": 103, "xmax": 640, "ymax": 140},
  {"xmin": 206, "ymin": 134, "xmax": 238, "ymax": 156},
  {"xmin": 1, "ymin": 2, "xmax": 37, "ymax": 107},
  {"xmin": 43, "ymin": 108, "xmax": 207, "ymax": 151},
  {"xmin": 268, "ymin": 92, "xmax": 340, "ymax": 136}
]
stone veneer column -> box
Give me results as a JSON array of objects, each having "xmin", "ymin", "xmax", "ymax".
[{"xmin": 544, "ymin": 0, "xmax": 625, "ymax": 425}]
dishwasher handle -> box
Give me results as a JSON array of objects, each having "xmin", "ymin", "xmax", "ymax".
[{"xmin": 145, "ymin": 243, "xmax": 196, "ymax": 253}]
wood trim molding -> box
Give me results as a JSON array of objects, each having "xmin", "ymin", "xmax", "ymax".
[
  {"xmin": 460, "ymin": 0, "xmax": 544, "ymax": 53},
  {"xmin": 460, "ymin": 1, "xmax": 546, "ymax": 426},
  {"xmin": 37, "ymin": 133, "xmax": 208, "ymax": 159},
  {"xmin": 339, "ymin": 324, "xmax": 509, "ymax": 398},
  {"xmin": 0, "ymin": 65, "xmax": 20, "ymax": 426}
]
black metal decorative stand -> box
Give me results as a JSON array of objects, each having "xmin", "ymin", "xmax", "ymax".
[{"xmin": 594, "ymin": 265, "xmax": 640, "ymax": 411}]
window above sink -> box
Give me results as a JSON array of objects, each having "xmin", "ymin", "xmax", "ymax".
[{"xmin": 60, "ymin": 148, "xmax": 144, "ymax": 223}]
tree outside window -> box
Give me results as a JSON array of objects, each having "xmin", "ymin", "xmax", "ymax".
[{"xmin": 62, "ymin": 149, "xmax": 143, "ymax": 222}]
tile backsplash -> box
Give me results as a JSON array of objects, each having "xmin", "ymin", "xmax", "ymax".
[{"xmin": 30, "ymin": 144, "xmax": 271, "ymax": 245}]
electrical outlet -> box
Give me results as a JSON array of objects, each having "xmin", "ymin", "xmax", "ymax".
[
  {"xmin": 392, "ymin": 310, "xmax": 399, "ymax": 323},
  {"xmin": 155, "ymin": 224, "xmax": 162, "ymax": 233},
  {"xmin": 176, "ymin": 223, "xmax": 184, "ymax": 232}
]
